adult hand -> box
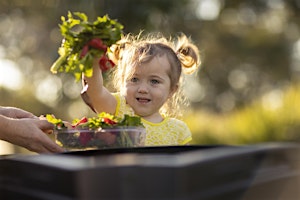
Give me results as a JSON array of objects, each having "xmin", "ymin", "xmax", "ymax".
[
  {"xmin": 0, "ymin": 115, "xmax": 64, "ymax": 153},
  {"xmin": 0, "ymin": 106, "xmax": 35, "ymax": 119}
]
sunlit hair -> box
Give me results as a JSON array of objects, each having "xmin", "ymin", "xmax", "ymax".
[{"xmin": 108, "ymin": 32, "xmax": 201, "ymax": 118}]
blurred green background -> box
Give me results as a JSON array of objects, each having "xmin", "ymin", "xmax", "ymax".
[{"xmin": 0, "ymin": 0, "xmax": 299, "ymax": 154}]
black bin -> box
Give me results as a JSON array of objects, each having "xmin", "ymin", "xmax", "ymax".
[{"xmin": 1, "ymin": 143, "xmax": 300, "ymax": 200}]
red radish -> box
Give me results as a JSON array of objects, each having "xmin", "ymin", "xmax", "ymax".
[
  {"xmin": 72, "ymin": 117, "xmax": 88, "ymax": 128},
  {"xmin": 103, "ymin": 117, "xmax": 117, "ymax": 125},
  {"xmin": 99, "ymin": 55, "xmax": 115, "ymax": 71},
  {"xmin": 80, "ymin": 45, "xmax": 89, "ymax": 58},
  {"xmin": 97, "ymin": 132, "xmax": 117, "ymax": 145},
  {"xmin": 88, "ymin": 38, "xmax": 107, "ymax": 51},
  {"xmin": 79, "ymin": 131, "xmax": 93, "ymax": 145}
]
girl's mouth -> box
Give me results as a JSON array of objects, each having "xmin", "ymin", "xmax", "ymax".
[{"xmin": 136, "ymin": 98, "xmax": 151, "ymax": 103}]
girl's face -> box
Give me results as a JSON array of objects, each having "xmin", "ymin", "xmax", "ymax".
[{"xmin": 123, "ymin": 55, "xmax": 174, "ymax": 122}]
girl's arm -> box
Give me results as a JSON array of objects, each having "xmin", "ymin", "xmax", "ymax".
[{"xmin": 82, "ymin": 58, "xmax": 117, "ymax": 114}]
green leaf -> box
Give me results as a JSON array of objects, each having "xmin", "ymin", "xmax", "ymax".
[
  {"xmin": 46, "ymin": 114, "xmax": 66, "ymax": 129},
  {"xmin": 50, "ymin": 54, "xmax": 67, "ymax": 74},
  {"xmin": 74, "ymin": 12, "xmax": 88, "ymax": 22}
]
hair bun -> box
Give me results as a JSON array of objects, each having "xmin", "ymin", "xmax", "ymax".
[
  {"xmin": 108, "ymin": 39, "xmax": 130, "ymax": 65},
  {"xmin": 176, "ymin": 35, "xmax": 201, "ymax": 74}
]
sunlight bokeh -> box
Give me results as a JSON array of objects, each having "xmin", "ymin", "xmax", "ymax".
[
  {"xmin": 0, "ymin": 58, "xmax": 24, "ymax": 91},
  {"xmin": 34, "ymin": 74, "xmax": 62, "ymax": 107},
  {"xmin": 67, "ymin": 100, "xmax": 91, "ymax": 120},
  {"xmin": 291, "ymin": 39, "xmax": 300, "ymax": 74},
  {"xmin": 195, "ymin": 0, "xmax": 221, "ymax": 21}
]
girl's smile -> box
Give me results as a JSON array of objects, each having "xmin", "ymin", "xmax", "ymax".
[{"xmin": 136, "ymin": 97, "xmax": 151, "ymax": 104}]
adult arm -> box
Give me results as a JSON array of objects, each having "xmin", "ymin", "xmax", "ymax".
[{"xmin": 0, "ymin": 115, "xmax": 64, "ymax": 153}]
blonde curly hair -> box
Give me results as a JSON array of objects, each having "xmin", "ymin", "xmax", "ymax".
[{"xmin": 108, "ymin": 32, "xmax": 201, "ymax": 118}]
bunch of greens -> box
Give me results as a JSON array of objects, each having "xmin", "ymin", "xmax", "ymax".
[
  {"xmin": 50, "ymin": 11, "xmax": 123, "ymax": 81},
  {"xmin": 46, "ymin": 112, "xmax": 144, "ymax": 130}
]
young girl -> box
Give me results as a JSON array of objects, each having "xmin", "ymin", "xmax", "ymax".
[{"xmin": 81, "ymin": 33, "xmax": 200, "ymax": 146}]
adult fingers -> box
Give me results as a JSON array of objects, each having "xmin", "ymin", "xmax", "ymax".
[
  {"xmin": 36, "ymin": 119, "xmax": 55, "ymax": 131},
  {"xmin": 12, "ymin": 107, "xmax": 36, "ymax": 118},
  {"xmin": 31, "ymin": 133, "xmax": 65, "ymax": 154},
  {"xmin": 31, "ymin": 119, "xmax": 64, "ymax": 153},
  {"xmin": 41, "ymin": 138, "xmax": 65, "ymax": 153}
]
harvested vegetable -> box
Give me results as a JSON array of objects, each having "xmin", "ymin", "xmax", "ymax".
[{"xmin": 50, "ymin": 11, "xmax": 123, "ymax": 81}]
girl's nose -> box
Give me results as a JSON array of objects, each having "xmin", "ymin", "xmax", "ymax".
[{"xmin": 137, "ymin": 83, "xmax": 148, "ymax": 94}]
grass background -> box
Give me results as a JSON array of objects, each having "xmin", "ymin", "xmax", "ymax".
[{"xmin": 186, "ymin": 83, "xmax": 300, "ymax": 145}]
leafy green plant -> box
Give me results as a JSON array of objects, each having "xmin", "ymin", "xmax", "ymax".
[{"xmin": 50, "ymin": 11, "xmax": 123, "ymax": 81}]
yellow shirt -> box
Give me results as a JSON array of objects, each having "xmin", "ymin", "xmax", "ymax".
[{"xmin": 112, "ymin": 93, "xmax": 192, "ymax": 146}]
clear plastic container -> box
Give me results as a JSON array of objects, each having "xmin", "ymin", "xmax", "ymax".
[{"xmin": 54, "ymin": 127, "xmax": 146, "ymax": 151}]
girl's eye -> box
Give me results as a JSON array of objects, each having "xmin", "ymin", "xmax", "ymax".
[
  {"xmin": 150, "ymin": 79, "xmax": 160, "ymax": 84},
  {"xmin": 130, "ymin": 77, "xmax": 138, "ymax": 82}
]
